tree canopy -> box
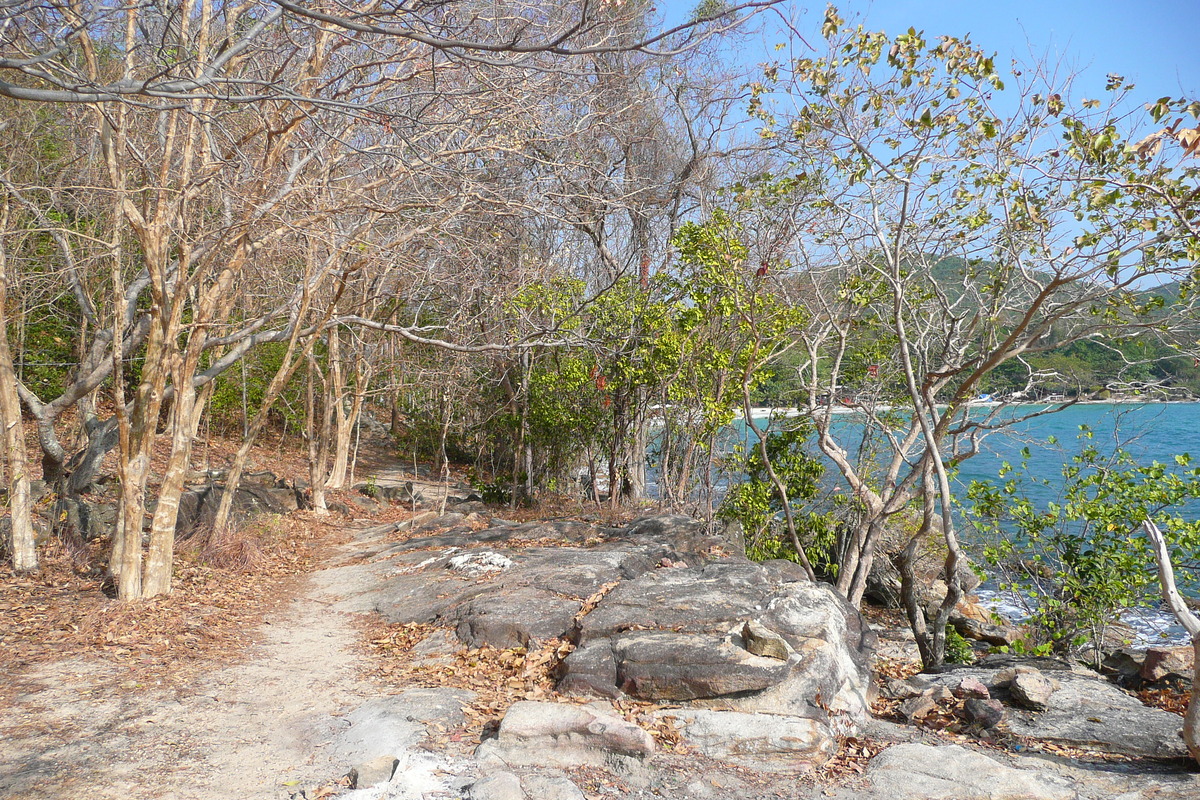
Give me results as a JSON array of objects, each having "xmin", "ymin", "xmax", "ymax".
[{"xmin": 1, "ymin": 1, "xmax": 1198, "ymax": 676}]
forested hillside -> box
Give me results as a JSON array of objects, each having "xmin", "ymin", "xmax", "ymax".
[
  {"xmin": 752, "ymin": 269, "xmax": 1200, "ymax": 405},
  {"xmin": 1, "ymin": 0, "xmax": 1198, "ymax": 671}
]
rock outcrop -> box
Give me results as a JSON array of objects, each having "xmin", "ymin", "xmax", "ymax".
[
  {"xmin": 850, "ymin": 743, "xmax": 1076, "ymax": 800},
  {"xmin": 559, "ymin": 561, "xmax": 874, "ymax": 730},
  {"xmin": 357, "ymin": 513, "xmax": 875, "ymax": 769},
  {"xmin": 175, "ymin": 474, "xmax": 303, "ymax": 537},
  {"xmin": 651, "ymin": 708, "xmax": 839, "ymax": 770},
  {"xmin": 475, "ymin": 701, "xmax": 654, "ymax": 771},
  {"xmin": 925, "ymin": 657, "xmax": 1188, "ymax": 758},
  {"xmin": 318, "ymin": 491, "xmax": 1195, "ymax": 799}
]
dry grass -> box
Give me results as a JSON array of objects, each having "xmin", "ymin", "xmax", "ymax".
[{"xmin": 181, "ymin": 520, "xmax": 274, "ymax": 571}]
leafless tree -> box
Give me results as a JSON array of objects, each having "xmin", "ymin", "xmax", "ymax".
[
  {"xmin": 757, "ymin": 12, "xmax": 1200, "ymax": 665},
  {"xmin": 0, "ymin": 0, "xmax": 784, "ymax": 590},
  {"xmin": 0, "ymin": 195, "xmax": 37, "ymax": 571}
]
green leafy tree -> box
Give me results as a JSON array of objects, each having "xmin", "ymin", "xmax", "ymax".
[
  {"xmin": 719, "ymin": 424, "xmax": 838, "ymax": 569},
  {"xmin": 497, "ymin": 212, "xmax": 807, "ymax": 512}
]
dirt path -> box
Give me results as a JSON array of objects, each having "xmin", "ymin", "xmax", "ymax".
[{"xmin": 2, "ymin": 524, "xmax": 395, "ymax": 800}]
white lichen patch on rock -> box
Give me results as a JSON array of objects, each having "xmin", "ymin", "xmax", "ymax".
[{"xmin": 447, "ymin": 550, "xmax": 514, "ymax": 576}]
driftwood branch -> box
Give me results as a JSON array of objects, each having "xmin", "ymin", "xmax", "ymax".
[
  {"xmin": 1143, "ymin": 519, "xmax": 1200, "ymax": 766},
  {"xmin": 1143, "ymin": 520, "xmax": 1200, "ymax": 638}
]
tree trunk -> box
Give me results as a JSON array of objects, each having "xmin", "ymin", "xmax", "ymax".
[
  {"xmin": 65, "ymin": 416, "xmax": 119, "ymax": 496},
  {"xmin": 623, "ymin": 386, "xmax": 648, "ymax": 500},
  {"xmin": 899, "ymin": 531, "xmax": 934, "ymax": 666},
  {"xmin": 1188, "ymin": 637, "xmax": 1200, "ymax": 765},
  {"xmin": 512, "ymin": 397, "xmax": 525, "ymax": 509},
  {"xmin": 840, "ymin": 515, "xmax": 888, "ymax": 609},
  {"xmin": 518, "ymin": 350, "xmax": 532, "ymax": 505},
  {"xmin": 608, "ymin": 399, "xmax": 622, "ymax": 508},
  {"xmin": 836, "ymin": 517, "xmax": 869, "ymax": 599},
  {"xmin": 847, "ymin": 521, "xmax": 881, "ymax": 609},
  {"xmin": 742, "ymin": 386, "xmax": 816, "ymax": 581},
  {"xmin": 345, "ymin": 387, "xmax": 367, "ymax": 486},
  {"xmin": 435, "ymin": 387, "xmax": 452, "ymax": 480},
  {"xmin": 389, "ymin": 359, "xmax": 403, "ymax": 438},
  {"xmin": 306, "ymin": 355, "xmax": 333, "ymax": 512},
  {"xmin": 326, "ymin": 329, "xmax": 350, "ymax": 489},
  {"xmin": 0, "ymin": 205, "xmax": 37, "ymax": 571},
  {"xmin": 342, "ymin": 341, "xmax": 372, "ymax": 489},
  {"xmin": 111, "ymin": 322, "xmax": 171, "ymax": 601},
  {"xmin": 899, "ymin": 471, "xmax": 941, "ymax": 669},
  {"xmin": 142, "ymin": 380, "xmax": 202, "ymax": 597},
  {"xmin": 36, "ymin": 418, "xmax": 68, "ymax": 488},
  {"xmin": 314, "ymin": 379, "xmax": 333, "ymax": 511}
]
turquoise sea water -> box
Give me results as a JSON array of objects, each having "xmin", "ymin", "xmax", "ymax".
[
  {"xmin": 952, "ymin": 402, "xmax": 1200, "ymax": 506},
  {"xmin": 951, "ymin": 402, "xmax": 1200, "ymax": 646},
  {"xmin": 653, "ymin": 401, "xmax": 1200, "ymax": 510},
  {"xmin": 699, "ymin": 402, "xmax": 1200, "ymax": 646}
]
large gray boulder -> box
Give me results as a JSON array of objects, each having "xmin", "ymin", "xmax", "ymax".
[
  {"xmin": 924, "ymin": 658, "xmax": 1187, "ymax": 758},
  {"xmin": 574, "ymin": 561, "xmax": 778, "ymax": 641},
  {"xmin": 175, "ymin": 482, "xmax": 301, "ymax": 536},
  {"xmin": 452, "ymin": 587, "xmax": 582, "ymax": 649},
  {"xmin": 1006, "ymin": 671, "xmax": 1187, "ymax": 758},
  {"xmin": 467, "ymin": 771, "xmax": 586, "ymax": 800},
  {"xmin": 334, "ymin": 688, "xmax": 476, "ymax": 767},
  {"xmin": 611, "ymin": 632, "xmax": 792, "ymax": 700},
  {"xmin": 652, "ymin": 709, "xmax": 838, "ymax": 770},
  {"xmin": 358, "ymin": 479, "xmax": 481, "ymax": 508},
  {"xmin": 370, "ymin": 571, "xmax": 475, "ymax": 627},
  {"xmin": 467, "ymin": 772, "xmax": 524, "ymax": 800},
  {"xmin": 1009, "ymin": 670, "xmax": 1056, "ymax": 711},
  {"xmin": 856, "ymin": 744, "xmax": 1076, "ymax": 800},
  {"xmin": 620, "ymin": 514, "xmax": 727, "ymax": 561},
  {"xmin": 1141, "ymin": 644, "xmax": 1194, "ymax": 684},
  {"xmin": 369, "ymin": 546, "xmax": 654, "ymax": 648},
  {"xmin": 558, "ymin": 561, "xmax": 875, "ymax": 726},
  {"xmin": 365, "ymin": 515, "xmax": 735, "ymax": 650},
  {"xmin": 475, "ymin": 701, "xmax": 654, "ymax": 771},
  {"xmin": 52, "ymin": 497, "xmax": 117, "ymax": 540}
]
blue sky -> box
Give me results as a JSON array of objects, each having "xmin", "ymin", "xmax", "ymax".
[{"xmin": 661, "ymin": 0, "xmax": 1198, "ymax": 103}]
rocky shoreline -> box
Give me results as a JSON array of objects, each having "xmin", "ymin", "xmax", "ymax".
[
  {"xmin": 10, "ymin": 463, "xmax": 1196, "ymax": 799},
  {"xmin": 300, "ymin": 479, "xmax": 1200, "ymax": 800}
]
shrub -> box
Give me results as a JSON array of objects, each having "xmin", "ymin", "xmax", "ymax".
[{"xmin": 965, "ymin": 427, "xmax": 1200, "ymax": 665}]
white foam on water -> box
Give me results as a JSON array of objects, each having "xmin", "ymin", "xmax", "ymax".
[{"xmin": 973, "ymin": 588, "xmax": 1191, "ymax": 649}]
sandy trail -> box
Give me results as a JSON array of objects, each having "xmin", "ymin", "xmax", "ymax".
[{"xmin": 1, "ymin": 526, "xmax": 390, "ymax": 800}]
